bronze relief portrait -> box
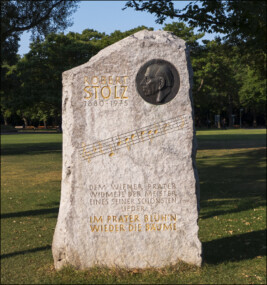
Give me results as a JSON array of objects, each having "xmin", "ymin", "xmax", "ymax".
[{"xmin": 136, "ymin": 59, "xmax": 180, "ymax": 105}]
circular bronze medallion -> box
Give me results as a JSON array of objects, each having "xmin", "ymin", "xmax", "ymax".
[{"xmin": 136, "ymin": 59, "xmax": 180, "ymax": 105}]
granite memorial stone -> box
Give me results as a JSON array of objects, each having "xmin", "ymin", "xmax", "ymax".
[{"xmin": 52, "ymin": 30, "xmax": 202, "ymax": 270}]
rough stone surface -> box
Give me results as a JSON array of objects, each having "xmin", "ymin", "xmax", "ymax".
[{"xmin": 52, "ymin": 30, "xmax": 202, "ymax": 270}]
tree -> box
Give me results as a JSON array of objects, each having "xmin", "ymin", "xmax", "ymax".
[
  {"xmin": 237, "ymin": 65, "xmax": 266, "ymax": 126},
  {"xmin": 163, "ymin": 22, "xmax": 204, "ymax": 50},
  {"xmin": 124, "ymin": 0, "xmax": 266, "ymax": 51},
  {"xmin": 14, "ymin": 26, "xmax": 152, "ymax": 128},
  {"xmin": 97, "ymin": 26, "xmax": 153, "ymax": 49},
  {"xmin": 0, "ymin": 61, "xmax": 19, "ymax": 125},
  {"xmin": 16, "ymin": 31, "xmax": 101, "ymax": 127},
  {"xmin": 192, "ymin": 40, "xmax": 241, "ymax": 127},
  {"xmin": 125, "ymin": 1, "xmax": 266, "ymax": 127},
  {"xmin": 1, "ymin": 0, "xmax": 79, "ymax": 64},
  {"xmin": 1, "ymin": 0, "xmax": 80, "ymax": 127},
  {"xmin": 162, "ymin": 22, "xmax": 238, "ymax": 127}
]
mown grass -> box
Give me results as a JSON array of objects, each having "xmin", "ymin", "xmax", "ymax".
[{"xmin": 1, "ymin": 129, "xmax": 266, "ymax": 284}]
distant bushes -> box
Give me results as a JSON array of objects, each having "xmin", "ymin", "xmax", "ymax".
[{"xmin": 1, "ymin": 125, "xmax": 18, "ymax": 133}]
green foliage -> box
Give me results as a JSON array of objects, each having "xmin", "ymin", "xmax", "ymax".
[
  {"xmin": 1, "ymin": 0, "xmax": 79, "ymax": 126},
  {"xmin": 9, "ymin": 26, "xmax": 153, "ymax": 127},
  {"xmin": 15, "ymin": 31, "xmax": 102, "ymax": 126},
  {"xmin": 238, "ymin": 66, "xmax": 266, "ymax": 109},
  {"xmin": 0, "ymin": 124, "xmax": 17, "ymax": 133},
  {"xmin": 163, "ymin": 22, "xmax": 204, "ymax": 49},
  {"xmin": 192, "ymin": 40, "xmax": 240, "ymax": 125},
  {"xmin": 101, "ymin": 26, "xmax": 154, "ymax": 47},
  {"xmin": 124, "ymin": 1, "xmax": 266, "ymax": 51},
  {"xmin": 1, "ymin": 130, "xmax": 266, "ymax": 284},
  {"xmin": 1, "ymin": 0, "xmax": 79, "ymax": 64},
  {"xmin": 0, "ymin": 61, "xmax": 20, "ymax": 125},
  {"xmin": 1, "ymin": 21, "xmax": 266, "ymax": 127},
  {"xmin": 162, "ymin": 23, "xmax": 240, "ymax": 124},
  {"xmin": 125, "ymin": 1, "xmax": 267, "ymax": 110}
]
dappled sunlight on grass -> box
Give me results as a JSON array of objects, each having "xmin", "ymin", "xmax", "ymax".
[
  {"xmin": 1, "ymin": 131, "xmax": 266, "ymax": 284},
  {"xmin": 196, "ymin": 129, "xmax": 266, "ymax": 150},
  {"xmin": 196, "ymin": 129, "xmax": 266, "ymax": 136}
]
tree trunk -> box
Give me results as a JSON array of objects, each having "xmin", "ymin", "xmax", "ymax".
[
  {"xmin": 55, "ymin": 116, "xmax": 62, "ymax": 133},
  {"xmin": 4, "ymin": 116, "xmax": 8, "ymax": 126},
  {"xmin": 253, "ymin": 110, "xmax": 257, "ymax": 128},
  {"xmin": 228, "ymin": 93, "xmax": 233, "ymax": 128},
  {"xmin": 22, "ymin": 117, "xmax": 28, "ymax": 128},
  {"xmin": 43, "ymin": 120, "xmax": 47, "ymax": 129}
]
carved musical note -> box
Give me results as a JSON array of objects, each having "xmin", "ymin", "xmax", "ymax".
[
  {"xmin": 163, "ymin": 123, "xmax": 169, "ymax": 134},
  {"xmin": 79, "ymin": 115, "xmax": 190, "ymax": 164},
  {"xmin": 140, "ymin": 130, "xmax": 145, "ymax": 142},
  {"xmin": 93, "ymin": 144, "xmax": 98, "ymax": 152},
  {"xmin": 117, "ymin": 136, "xmax": 122, "ymax": 147},
  {"xmin": 147, "ymin": 130, "xmax": 153, "ymax": 142},
  {"xmin": 147, "ymin": 125, "xmax": 159, "ymax": 142},
  {"xmin": 82, "ymin": 142, "xmax": 92, "ymax": 162},
  {"xmin": 109, "ymin": 145, "xmax": 115, "ymax": 157},
  {"xmin": 125, "ymin": 137, "xmax": 131, "ymax": 150},
  {"xmin": 98, "ymin": 142, "xmax": 104, "ymax": 153},
  {"xmin": 180, "ymin": 119, "xmax": 185, "ymax": 129}
]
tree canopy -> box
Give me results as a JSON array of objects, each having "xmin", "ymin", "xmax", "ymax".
[
  {"xmin": 124, "ymin": 0, "xmax": 266, "ymax": 50},
  {"xmin": 123, "ymin": 0, "xmax": 266, "ymax": 127},
  {"xmin": 1, "ymin": 11, "xmax": 265, "ymax": 128},
  {"xmin": 1, "ymin": 26, "xmax": 154, "ymax": 128},
  {"xmin": 1, "ymin": 0, "xmax": 79, "ymax": 64},
  {"xmin": 163, "ymin": 22, "xmax": 204, "ymax": 50}
]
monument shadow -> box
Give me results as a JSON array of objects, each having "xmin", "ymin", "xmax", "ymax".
[
  {"xmin": 1, "ymin": 245, "xmax": 51, "ymax": 260},
  {"xmin": 203, "ymin": 229, "xmax": 266, "ymax": 264},
  {"xmin": 197, "ymin": 133, "xmax": 266, "ymax": 150},
  {"xmin": 1, "ymin": 207, "xmax": 59, "ymax": 219},
  {"xmin": 198, "ymin": 148, "xmax": 266, "ymax": 219},
  {"xmin": 1, "ymin": 142, "xmax": 62, "ymax": 156},
  {"xmin": 198, "ymin": 146, "xmax": 266, "ymax": 265}
]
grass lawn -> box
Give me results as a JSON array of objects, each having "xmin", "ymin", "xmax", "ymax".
[{"xmin": 1, "ymin": 129, "xmax": 266, "ymax": 284}]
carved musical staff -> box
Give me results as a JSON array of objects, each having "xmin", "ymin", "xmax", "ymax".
[{"xmin": 79, "ymin": 115, "xmax": 190, "ymax": 163}]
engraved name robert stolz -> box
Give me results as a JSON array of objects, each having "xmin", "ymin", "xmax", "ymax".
[
  {"xmin": 83, "ymin": 75, "xmax": 129, "ymax": 100},
  {"xmin": 79, "ymin": 115, "xmax": 190, "ymax": 163}
]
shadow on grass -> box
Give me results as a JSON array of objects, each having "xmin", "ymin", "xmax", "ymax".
[
  {"xmin": 0, "ymin": 245, "xmax": 51, "ymax": 259},
  {"xmin": 198, "ymin": 148, "xmax": 266, "ymax": 218},
  {"xmin": 1, "ymin": 231, "xmax": 265, "ymax": 263},
  {"xmin": 200, "ymin": 198, "xmax": 265, "ymax": 220},
  {"xmin": 1, "ymin": 207, "xmax": 59, "ymax": 219},
  {"xmin": 2, "ymin": 133, "xmax": 265, "ymax": 156},
  {"xmin": 203, "ymin": 229, "xmax": 266, "ymax": 264},
  {"xmin": 1, "ymin": 142, "xmax": 62, "ymax": 156},
  {"xmin": 197, "ymin": 133, "xmax": 266, "ymax": 150}
]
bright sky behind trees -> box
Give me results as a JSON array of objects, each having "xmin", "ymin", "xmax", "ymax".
[{"xmin": 18, "ymin": 1, "xmax": 218, "ymax": 56}]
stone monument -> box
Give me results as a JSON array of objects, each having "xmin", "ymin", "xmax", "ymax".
[{"xmin": 52, "ymin": 30, "xmax": 202, "ymax": 270}]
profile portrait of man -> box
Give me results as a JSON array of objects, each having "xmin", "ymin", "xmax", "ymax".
[{"xmin": 140, "ymin": 63, "xmax": 174, "ymax": 103}]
